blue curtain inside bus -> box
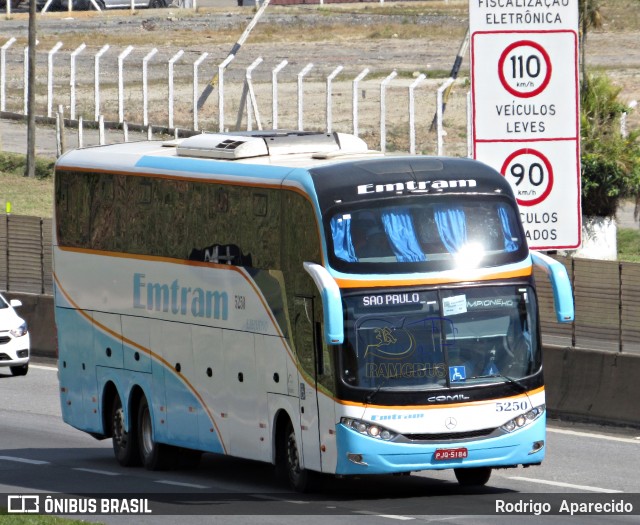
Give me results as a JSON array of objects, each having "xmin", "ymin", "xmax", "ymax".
[
  {"xmin": 331, "ymin": 216, "xmax": 357, "ymax": 262},
  {"xmin": 498, "ymin": 205, "xmax": 518, "ymax": 252},
  {"xmin": 381, "ymin": 210, "xmax": 426, "ymax": 262},
  {"xmin": 434, "ymin": 207, "xmax": 467, "ymax": 253}
]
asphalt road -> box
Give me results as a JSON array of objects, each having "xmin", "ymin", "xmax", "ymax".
[{"xmin": 1, "ymin": 363, "xmax": 640, "ymax": 524}]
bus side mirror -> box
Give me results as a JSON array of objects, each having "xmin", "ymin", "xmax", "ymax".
[
  {"xmin": 531, "ymin": 251, "xmax": 574, "ymax": 323},
  {"xmin": 303, "ymin": 262, "xmax": 344, "ymax": 345}
]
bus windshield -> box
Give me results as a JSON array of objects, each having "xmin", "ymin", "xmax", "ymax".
[
  {"xmin": 327, "ymin": 196, "xmax": 526, "ymax": 274},
  {"xmin": 340, "ymin": 285, "xmax": 539, "ymax": 391}
]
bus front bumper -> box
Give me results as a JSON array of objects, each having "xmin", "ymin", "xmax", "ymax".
[{"xmin": 335, "ymin": 415, "xmax": 545, "ymax": 475}]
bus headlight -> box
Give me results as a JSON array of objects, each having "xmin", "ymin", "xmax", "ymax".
[
  {"xmin": 341, "ymin": 417, "xmax": 397, "ymax": 441},
  {"xmin": 500, "ymin": 404, "xmax": 545, "ymax": 433}
]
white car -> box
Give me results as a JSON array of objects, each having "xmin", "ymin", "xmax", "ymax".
[{"xmin": 0, "ymin": 293, "xmax": 30, "ymax": 376}]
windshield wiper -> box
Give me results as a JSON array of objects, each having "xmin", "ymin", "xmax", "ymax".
[{"xmin": 466, "ymin": 372, "xmax": 528, "ymax": 393}]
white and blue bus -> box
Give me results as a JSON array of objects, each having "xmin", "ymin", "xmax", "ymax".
[{"xmin": 53, "ymin": 130, "xmax": 573, "ymax": 491}]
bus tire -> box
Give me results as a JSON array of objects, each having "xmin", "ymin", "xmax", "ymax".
[
  {"xmin": 137, "ymin": 396, "xmax": 175, "ymax": 471},
  {"xmin": 277, "ymin": 419, "xmax": 315, "ymax": 492},
  {"xmin": 176, "ymin": 448, "xmax": 202, "ymax": 469},
  {"xmin": 454, "ymin": 467, "xmax": 492, "ymax": 486},
  {"xmin": 111, "ymin": 393, "xmax": 141, "ymax": 467}
]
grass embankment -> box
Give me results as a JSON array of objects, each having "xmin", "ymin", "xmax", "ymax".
[
  {"xmin": 1, "ymin": 152, "xmax": 639, "ymax": 261},
  {"xmin": 0, "ymin": 509, "xmax": 97, "ymax": 525},
  {"xmin": 618, "ymin": 227, "xmax": 640, "ymax": 262},
  {"xmin": 0, "ymin": 153, "xmax": 55, "ymax": 216}
]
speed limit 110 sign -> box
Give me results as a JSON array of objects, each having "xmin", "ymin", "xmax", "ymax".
[{"xmin": 469, "ymin": 0, "xmax": 581, "ymax": 250}]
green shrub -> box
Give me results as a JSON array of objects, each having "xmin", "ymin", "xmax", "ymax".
[{"xmin": 580, "ymin": 73, "xmax": 640, "ymax": 217}]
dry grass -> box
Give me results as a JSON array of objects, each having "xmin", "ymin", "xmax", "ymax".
[
  {"xmin": 6, "ymin": 0, "xmax": 468, "ymax": 49},
  {"xmin": 3, "ymin": 0, "xmax": 636, "ymax": 49},
  {"xmin": 0, "ymin": 171, "xmax": 54, "ymax": 217}
]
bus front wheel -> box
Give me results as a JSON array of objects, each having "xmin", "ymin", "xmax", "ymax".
[
  {"xmin": 137, "ymin": 396, "xmax": 175, "ymax": 470},
  {"xmin": 277, "ymin": 420, "xmax": 315, "ymax": 492},
  {"xmin": 111, "ymin": 393, "xmax": 140, "ymax": 467},
  {"xmin": 454, "ymin": 467, "xmax": 492, "ymax": 486}
]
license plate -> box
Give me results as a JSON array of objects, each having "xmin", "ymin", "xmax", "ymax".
[{"xmin": 434, "ymin": 447, "xmax": 468, "ymax": 460}]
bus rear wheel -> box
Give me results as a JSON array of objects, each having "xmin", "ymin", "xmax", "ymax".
[
  {"xmin": 137, "ymin": 396, "xmax": 175, "ymax": 470},
  {"xmin": 454, "ymin": 467, "xmax": 492, "ymax": 486},
  {"xmin": 111, "ymin": 393, "xmax": 140, "ymax": 466}
]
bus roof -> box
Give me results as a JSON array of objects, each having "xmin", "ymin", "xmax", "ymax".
[
  {"xmin": 55, "ymin": 131, "xmax": 515, "ymax": 205},
  {"xmin": 55, "ymin": 131, "xmax": 377, "ymax": 174}
]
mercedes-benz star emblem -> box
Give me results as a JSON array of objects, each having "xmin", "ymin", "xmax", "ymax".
[{"xmin": 445, "ymin": 417, "xmax": 457, "ymax": 430}]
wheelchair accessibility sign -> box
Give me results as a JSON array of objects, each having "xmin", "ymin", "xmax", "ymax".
[{"xmin": 449, "ymin": 366, "xmax": 466, "ymax": 383}]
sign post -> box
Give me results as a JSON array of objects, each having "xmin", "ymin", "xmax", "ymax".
[{"xmin": 469, "ymin": 0, "xmax": 581, "ymax": 250}]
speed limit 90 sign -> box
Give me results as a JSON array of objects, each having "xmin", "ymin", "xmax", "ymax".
[{"xmin": 500, "ymin": 148, "xmax": 554, "ymax": 207}]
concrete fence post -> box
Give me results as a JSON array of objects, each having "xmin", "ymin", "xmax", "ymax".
[
  {"xmin": 142, "ymin": 48, "xmax": 158, "ymax": 127},
  {"xmin": 379, "ymin": 70, "xmax": 397, "ymax": 153},
  {"xmin": 271, "ymin": 59, "xmax": 287, "ymax": 130},
  {"xmin": 69, "ymin": 43, "xmax": 86, "ymax": 121},
  {"xmin": 297, "ymin": 63, "xmax": 313, "ymax": 131},
  {"xmin": 192, "ymin": 52, "xmax": 209, "ymax": 131},
  {"xmin": 217, "ymin": 55, "xmax": 234, "ymax": 133},
  {"xmin": 22, "ymin": 46, "xmax": 27, "ymax": 115},
  {"xmin": 352, "ymin": 68, "xmax": 369, "ymax": 138},
  {"xmin": 1, "ymin": 37, "xmax": 16, "ymax": 112},
  {"xmin": 245, "ymin": 56, "xmax": 263, "ymax": 131},
  {"xmin": 98, "ymin": 114, "xmax": 105, "ymax": 145},
  {"xmin": 436, "ymin": 77, "xmax": 454, "ymax": 155},
  {"xmin": 168, "ymin": 50, "xmax": 184, "ymax": 130},
  {"xmin": 94, "ymin": 45, "xmax": 109, "ymax": 122},
  {"xmin": 326, "ymin": 65, "xmax": 343, "ymax": 133},
  {"xmin": 47, "ymin": 42, "xmax": 63, "ymax": 118},
  {"xmin": 118, "ymin": 45, "xmax": 134, "ymax": 124},
  {"xmin": 408, "ymin": 73, "xmax": 426, "ymax": 155}
]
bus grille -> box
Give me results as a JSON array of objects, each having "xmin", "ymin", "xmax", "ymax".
[
  {"xmin": 0, "ymin": 336, "xmax": 11, "ymax": 345},
  {"xmin": 404, "ymin": 428, "xmax": 496, "ymax": 441}
]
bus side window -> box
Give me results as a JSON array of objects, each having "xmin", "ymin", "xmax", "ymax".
[
  {"xmin": 56, "ymin": 171, "xmax": 92, "ymax": 248},
  {"xmin": 89, "ymin": 174, "xmax": 115, "ymax": 251},
  {"xmin": 249, "ymin": 189, "xmax": 280, "ymax": 270},
  {"xmin": 282, "ymin": 191, "xmax": 320, "ymax": 296}
]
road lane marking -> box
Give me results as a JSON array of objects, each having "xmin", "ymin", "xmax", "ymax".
[
  {"xmin": 548, "ymin": 427, "xmax": 640, "ymax": 444},
  {"xmin": 0, "ymin": 456, "xmax": 50, "ymax": 465},
  {"xmin": 30, "ymin": 364, "xmax": 58, "ymax": 371},
  {"xmin": 253, "ymin": 494, "xmax": 308, "ymax": 504},
  {"xmin": 73, "ymin": 467, "xmax": 121, "ymax": 476},
  {"xmin": 154, "ymin": 480, "xmax": 210, "ymax": 489},
  {"xmin": 508, "ymin": 476, "xmax": 622, "ymax": 493},
  {"xmin": 355, "ymin": 511, "xmax": 415, "ymax": 520}
]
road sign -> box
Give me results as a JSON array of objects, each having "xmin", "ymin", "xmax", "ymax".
[{"xmin": 469, "ymin": 0, "xmax": 581, "ymax": 250}]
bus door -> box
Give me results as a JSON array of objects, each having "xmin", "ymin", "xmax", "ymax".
[{"xmin": 293, "ymin": 295, "xmax": 322, "ymax": 473}]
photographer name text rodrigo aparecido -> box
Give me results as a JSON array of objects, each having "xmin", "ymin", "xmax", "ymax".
[{"xmin": 496, "ymin": 497, "xmax": 634, "ymax": 516}]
